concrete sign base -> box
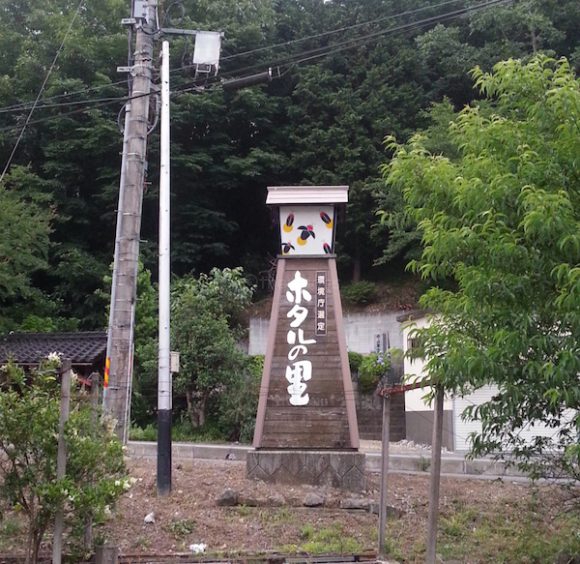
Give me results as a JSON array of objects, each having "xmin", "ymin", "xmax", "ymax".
[{"xmin": 246, "ymin": 449, "xmax": 366, "ymax": 492}]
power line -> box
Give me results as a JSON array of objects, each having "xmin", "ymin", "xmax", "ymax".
[
  {"xmin": 0, "ymin": 99, "xmax": 127, "ymax": 135},
  {"xmin": 0, "ymin": 0, "xmax": 508, "ymax": 119},
  {"xmin": 0, "ymin": 80, "xmax": 129, "ymax": 115},
  {"xmin": 0, "ymin": 0, "xmax": 512, "ymax": 135},
  {"xmin": 179, "ymin": 0, "xmax": 494, "ymax": 72},
  {"xmin": 0, "ymin": 0, "xmax": 86, "ymax": 183},
  {"xmin": 263, "ymin": 0, "xmax": 510, "ymax": 69},
  {"xmin": 175, "ymin": 0, "xmax": 511, "ymax": 94}
]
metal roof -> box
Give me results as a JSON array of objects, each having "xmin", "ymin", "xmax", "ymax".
[
  {"xmin": 0, "ymin": 331, "xmax": 107, "ymax": 366},
  {"xmin": 266, "ymin": 185, "xmax": 349, "ymax": 205}
]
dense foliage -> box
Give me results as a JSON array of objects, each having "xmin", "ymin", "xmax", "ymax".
[
  {"xmin": 0, "ymin": 1, "xmax": 578, "ymax": 453},
  {"xmin": 0, "ymin": 0, "xmax": 578, "ymax": 332},
  {"xmin": 382, "ymin": 55, "xmax": 580, "ymax": 477},
  {"xmin": 170, "ymin": 267, "xmax": 253, "ymax": 428},
  {"xmin": 358, "ymin": 352, "xmax": 390, "ymax": 392},
  {"xmin": 0, "ymin": 359, "xmax": 128, "ymax": 562}
]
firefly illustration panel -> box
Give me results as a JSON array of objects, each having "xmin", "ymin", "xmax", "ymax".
[{"xmin": 278, "ymin": 205, "xmax": 335, "ymax": 256}]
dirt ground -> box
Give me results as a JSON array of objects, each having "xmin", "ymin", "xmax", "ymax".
[
  {"xmin": 1, "ymin": 458, "xmax": 578, "ymax": 562},
  {"xmin": 101, "ymin": 459, "xmax": 575, "ymax": 561}
]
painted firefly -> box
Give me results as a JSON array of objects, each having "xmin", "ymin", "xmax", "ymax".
[
  {"xmin": 283, "ymin": 212, "xmax": 294, "ymax": 233},
  {"xmin": 281, "ymin": 242, "xmax": 295, "ymax": 255},
  {"xmin": 323, "ymin": 242, "xmax": 332, "ymax": 254},
  {"xmin": 320, "ymin": 211, "xmax": 333, "ymax": 229},
  {"xmin": 297, "ymin": 225, "xmax": 315, "ymax": 246}
]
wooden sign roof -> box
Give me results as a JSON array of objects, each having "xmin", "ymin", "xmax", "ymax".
[{"xmin": 267, "ymin": 185, "xmax": 348, "ymax": 205}]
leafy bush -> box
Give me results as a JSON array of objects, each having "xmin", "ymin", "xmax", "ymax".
[
  {"xmin": 129, "ymin": 421, "xmax": 226, "ymax": 443},
  {"xmin": 173, "ymin": 420, "xmax": 225, "ymax": 442},
  {"xmin": 0, "ymin": 360, "xmax": 128, "ymax": 562},
  {"xmin": 129, "ymin": 423, "xmax": 157, "ymax": 442},
  {"xmin": 341, "ymin": 281, "xmax": 378, "ymax": 305},
  {"xmin": 348, "ymin": 351, "xmax": 364, "ymax": 375},
  {"xmin": 217, "ymin": 355, "xmax": 263, "ymax": 443},
  {"xmin": 358, "ymin": 353, "xmax": 390, "ymax": 393},
  {"xmin": 172, "ymin": 268, "xmax": 253, "ymax": 428}
]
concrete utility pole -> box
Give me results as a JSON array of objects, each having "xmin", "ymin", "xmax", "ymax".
[{"xmin": 104, "ymin": 0, "xmax": 158, "ymax": 442}]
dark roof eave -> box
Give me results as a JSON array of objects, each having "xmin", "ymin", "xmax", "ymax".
[{"xmin": 396, "ymin": 309, "xmax": 430, "ymax": 323}]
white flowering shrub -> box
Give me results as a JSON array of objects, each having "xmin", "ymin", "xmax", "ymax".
[{"xmin": 0, "ymin": 361, "xmax": 128, "ymax": 562}]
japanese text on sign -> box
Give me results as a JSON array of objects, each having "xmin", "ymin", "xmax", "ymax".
[
  {"xmin": 315, "ymin": 271, "xmax": 327, "ymax": 336},
  {"xmin": 285, "ymin": 271, "xmax": 316, "ymax": 406}
]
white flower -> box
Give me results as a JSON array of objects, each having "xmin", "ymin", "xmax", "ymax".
[
  {"xmin": 47, "ymin": 352, "xmax": 62, "ymax": 365},
  {"xmin": 114, "ymin": 480, "xmax": 121, "ymax": 487}
]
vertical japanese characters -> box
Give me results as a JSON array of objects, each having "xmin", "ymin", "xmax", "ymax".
[
  {"xmin": 285, "ymin": 271, "xmax": 316, "ymax": 406},
  {"xmin": 316, "ymin": 271, "xmax": 327, "ymax": 336}
]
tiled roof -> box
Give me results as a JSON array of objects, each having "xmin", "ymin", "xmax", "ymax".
[{"xmin": 0, "ymin": 331, "xmax": 107, "ymax": 366}]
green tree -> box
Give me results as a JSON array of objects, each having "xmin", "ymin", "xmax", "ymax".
[
  {"xmin": 0, "ymin": 166, "xmax": 52, "ymax": 331},
  {"xmin": 0, "ymin": 0, "xmax": 127, "ymax": 330},
  {"xmin": 171, "ymin": 267, "xmax": 253, "ymax": 427},
  {"xmin": 381, "ymin": 56, "xmax": 580, "ymax": 477},
  {"xmin": 129, "ymin": 263, "xmax": 159, "ymax": 427},
  {"xmin": 0, "ymin": 0, "xmax": 578, "ymax": 334},
  {"xmin": 0, "ymin": 359, "xmax": 128, "ymax": 562}
]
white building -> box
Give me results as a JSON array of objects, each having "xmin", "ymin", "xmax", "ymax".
[{"xmin": 399, "ymin": 310, "xmax": 566, "ymax": 452}]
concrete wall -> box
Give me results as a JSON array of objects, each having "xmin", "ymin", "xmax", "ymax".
[
  {"xmin": 249, "ymin": 311, "xmax": 406, "ymax": 356},
  {"xmin": 406, "ymin": 410, "xmax": 455, "ymax": 451}
]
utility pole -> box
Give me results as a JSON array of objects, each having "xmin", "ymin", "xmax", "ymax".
[
  {"xmin": 157, "ymin": 40, "xmax": 172, "ymax": 496},
  {"xmin": 104, "ymin": 1, "xmax": 273, "ymax": 448},
  {"xmin": 426, "ymin": 385, "xmax": 445, "ymax": 564},
  {"xmin": 104, "ymin": 0, "xmax": 158, "ymax": 442}
]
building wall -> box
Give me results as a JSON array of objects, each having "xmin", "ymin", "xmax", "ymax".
[
  {"xmin": 249, "ymin": 311, "xmax": 406, "ymax": 356},
  {"xmin": 401, "ymin": 316, "xmax": 453, "ymax": 412}
]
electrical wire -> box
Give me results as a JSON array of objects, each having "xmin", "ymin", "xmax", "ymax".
[
  {"xmin": 174, "ymin": 0, "xmax": 510, "ymax": 96},
  {"xmin": 0, "ymin": 80, "xmax": 129, "ymax": 115},
  {"xmin": 0, "ymin": 0, "xmax": 512, "ymax": 135},
  {"xmin": 0, "ymin": 99, "xmax": 127, "ymax": 134},
  {"xmin": 0, "ymin": 0, "xmax": 86, "ymax": 183},
  {"xmin": 177, "ymin": 0, "xmax": 496, "ymax": 72},
  {"xmin": 256, "ymin": 0, "xmax": 510, "ymax": 70},
  {"xmin": 0, "ymin": 0, "xmax": 507, "ymax": 117}
]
